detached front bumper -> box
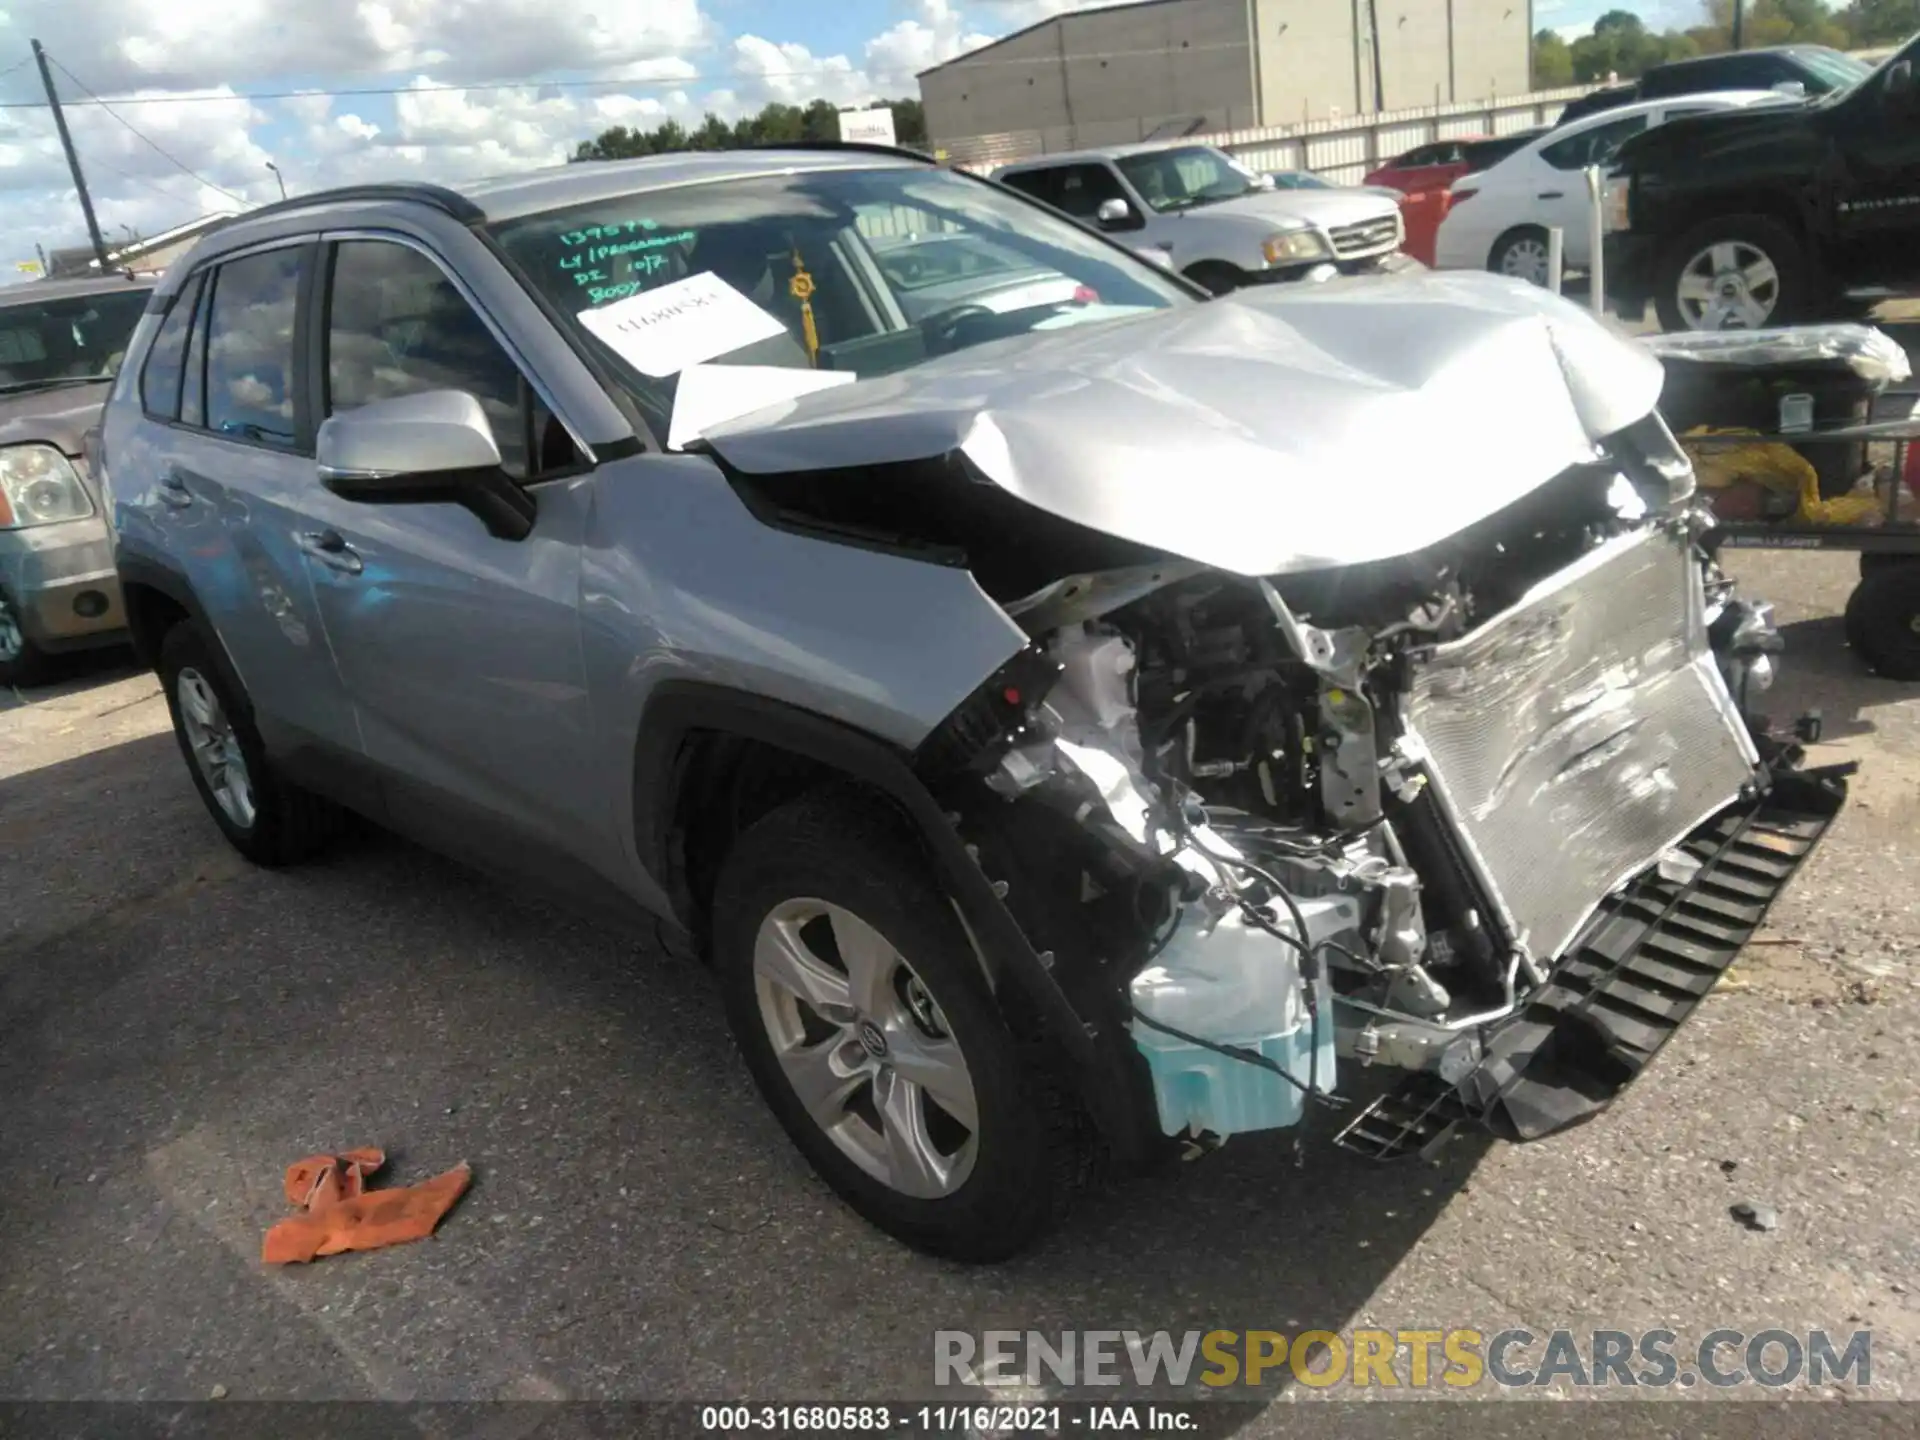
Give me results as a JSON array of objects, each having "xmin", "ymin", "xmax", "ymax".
[
  {"xmin": 0, "ymin": 514, "xmax": 127, "ymax": 652},
  {"xmin": 1338, "ymin": 761, "xmax": 1849, "ymax": 1159}
]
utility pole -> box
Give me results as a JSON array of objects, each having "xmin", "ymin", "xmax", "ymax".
[
  {"xmin": 1365, "ymin": 0, "xmax": 1387, "ymax": 110},
  {"xmin": 31, "ymin": 40, "xmax": 110, "ymax": 272},
  {"xmin": 1731, "ymin": 0, "xmax": 1745, "ymax": 50}
]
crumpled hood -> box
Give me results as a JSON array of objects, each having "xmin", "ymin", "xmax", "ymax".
[
  {"xmin": 701, "ymin": 270, "xmax": 1665, "ymax": 577},
  {"xmin": 0, "ymin": 381, "xmax": 111, "ymax": 456}
]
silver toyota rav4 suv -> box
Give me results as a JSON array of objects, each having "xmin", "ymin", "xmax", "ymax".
[{"xmin": 100, "ymin": 145, "xmax": 1844, "ymax": 1262}]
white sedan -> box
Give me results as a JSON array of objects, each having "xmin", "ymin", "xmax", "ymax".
[{"xmin": 1433, "ymin": 90, "xmax": 1788, "ymax": 284}]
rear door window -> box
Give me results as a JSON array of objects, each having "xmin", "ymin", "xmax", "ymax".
[
  {"xmin": 999, "ymin": 167, "xmax": 1063, "ymax": 208},
  {"xmin": 202, "ymin": 248, "xmax": 304, "ymax": 450},
  {"xmin": 1540, "ymin": 114, "xmax": 1650, "ymax": 170},
  {"xmin": 139, "ymin": 275, "xmax": 203, "ymax": 420}
]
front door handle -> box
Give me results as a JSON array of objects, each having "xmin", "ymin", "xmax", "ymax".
[
  {"xmin": 298, "ymin": 529, "xmax": 364, "ymax": 575},
  {"xmin": 1537, "ymin": 190, "xmax": 1566, "ymax": 200},
  {"xmin": 159, "ymin": 471, "xmax": 193, "ymax": 509}
]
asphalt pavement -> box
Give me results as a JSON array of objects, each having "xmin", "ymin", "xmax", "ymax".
[{"xmin": 1, "ymin": 550, "xmax": 1917, "ymax": 1433}]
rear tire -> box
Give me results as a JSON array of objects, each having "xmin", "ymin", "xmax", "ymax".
[
  {"xmin": 1655, "ymin": 214, "xmax": 1806, "ymax": 332},
  {"xmin": 712, "ymin": 788, "xmax": 1083, "ymax": 1261},
  {"xmin": 1861, "ymin": 553, "xmax": 1920, "ymax": 580},
  {"xmin": 158, "ymin": 622, "xmax": 345, "ymax": 865},
  {"xmin": 1488, "ymin": 226, "xmax": 1552, "ymax": 287},
  {"xmin": 1845, "ymin": 565, "xmax": 1920, "ymax": 681}
]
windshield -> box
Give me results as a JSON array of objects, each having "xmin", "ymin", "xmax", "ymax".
[
  {"xmin": 1114, "ymin": 146, "xmax": 1261, "ymax": 213},
  {"xmin": 1797, "ymin": 47, "xmax": 1874, "ymax": 91},
  {"xmin": 0, "ymin": 287, "xmax": 151, "ymax": 394},
  {"xmin": 490, "ymin": 164, "xmax": 1191, "ymax": 437}
]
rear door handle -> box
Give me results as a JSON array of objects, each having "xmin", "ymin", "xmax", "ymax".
[
  {"xmin": 159, "ymin": 470, "xmax": 193, "ymax": 508},
  {"xmin": 1537, "ymin": 190, "xmax": 1566, "ymax": 200},
  {"xmin": 298, "ymin": 529, "xmax": 364, "ymax": 575}
]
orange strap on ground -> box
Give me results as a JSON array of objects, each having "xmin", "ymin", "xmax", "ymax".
[{"xmin": 262, "ymin": 1147, "xmax": 470, "ymax": 1265}]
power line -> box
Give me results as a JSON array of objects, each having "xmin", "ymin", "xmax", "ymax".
[
  {"xmin": 46, "ymin": 55, "xmax": 251, "ymax": 205},
  {"xmin": 0, "ymin": 41, "xmax": 1250, "ymax": 109}
]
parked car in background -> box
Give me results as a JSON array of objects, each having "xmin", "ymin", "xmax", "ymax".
[
  {"xmin": 1262, "ymin": 169, "xmax": 1403, "ymax": 203},
  {"xmin": 1434, "ymin": 90, "xmax": 1786, "ymax": 285},
  {"xmin": 0, "ymin": 274, "xmax": 153, "ymax": 684},
  {"xmin": 994, "ymin": 141, "xmax": 1406, "ymax": 294},
  {"xmin": 98, "ymin": 147, "xmax": 1830, "ymax": 1262},
  {"xmin": 1362, "ymin": 132, "xmax": 1543, "ymax": 194},
  {"xmin": 1551, "ymin": 44, "xmax": 1875, "ymax": 127},
  {"xmin": 1608, "ymin": 34, "xmax": 1920, "ymax": 329},
  {"xmin": 867, "ymin": 233, "xmax": 1089, "ymax": 325}
]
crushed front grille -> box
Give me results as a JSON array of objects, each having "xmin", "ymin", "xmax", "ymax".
[
  {"xmin": 1402, "ymin": 526, "xmax": 1759, "ymax": 966},
  {"xmin": 1330, "ymin": 214, "xmax": 1403, "ymax": 257}
]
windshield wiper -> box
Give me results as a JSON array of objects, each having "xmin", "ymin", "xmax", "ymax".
[{"xmin": 0, "ymin": 373, "xmax": 113, "ymax": 396}]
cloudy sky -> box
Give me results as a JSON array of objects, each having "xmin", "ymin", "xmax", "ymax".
[{"xmin": 0, "ymin": 0, "xmax": 1700, "ymax": 278}]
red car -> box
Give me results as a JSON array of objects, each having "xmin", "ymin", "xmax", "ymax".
[{"xmin": 1362, "ymin": 132, "xmax": 1544, "ymax": 196}]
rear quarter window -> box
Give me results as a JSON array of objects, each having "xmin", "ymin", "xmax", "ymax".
[{"xmin": 139, "ymin": 275, "xmax": 203, "ymax": 420}]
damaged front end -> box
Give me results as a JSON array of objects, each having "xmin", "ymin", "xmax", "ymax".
[
  {"xmin": 906, "ymin": 414, "xmax": 1846, "ymax": 1166},
  {"xmin": 697, "ymin": 274, "xmax": 1847, "ymax": 1168}
]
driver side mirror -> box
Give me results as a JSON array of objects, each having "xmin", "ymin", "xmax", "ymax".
[
  {"xmin": 316, "ymin": 389, "xmax": 535, "ymax": 542},
  {"xmin": 1883, "ymin": 60, "xmax": 1916, "ymax": 114},
  {"xmin": 1095, "ymin": 197, "xmax": 1142, "ymax": 231}
]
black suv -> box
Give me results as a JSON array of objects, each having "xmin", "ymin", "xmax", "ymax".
[
  {"xmin": 1556, "ymin": 44, "xmax": 1874, "ymax": 128},
  {"xmin": 1608, "ymin": 37, "xmax": 1920, "ymax": 330}
]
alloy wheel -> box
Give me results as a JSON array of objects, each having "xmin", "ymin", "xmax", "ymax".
[
  {"xmin": 1676, "ymin": 240, "xmax": 1779, "ymax": 330},
  {"xmin": 176, "ymin": 666, "xmax": 256, "ymax": 829},
  {"xmin": 752, "ymin": 897, "xmax": 980, "ymax": 1199}
]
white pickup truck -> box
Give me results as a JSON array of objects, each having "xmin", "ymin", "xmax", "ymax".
[{"xmin": 994, "ymin": 141, "xmax": 1408, "ymax": 294}]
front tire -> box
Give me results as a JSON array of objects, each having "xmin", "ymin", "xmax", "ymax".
[
  {"xmin": 158, "ymin": 622, "xmax": 344, "ymax": 864},
  {"xmin": 1655, "ymin": 214, "xmax": 1806, "ymax": 332},
  {"xmin": 712, "ymin": 789, "xmax": 1082, "ymax": 1261},
  {"xmin": 1184, "ymin": 261, "xmax": 1245, "ymax": 296},
  {"xmin": 0, "ymin": 590, "xmax": 49, "ymax": 689}
]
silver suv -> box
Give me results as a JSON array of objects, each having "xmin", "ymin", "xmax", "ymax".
[{"xmin": 101, "ymin": 147, "xmax": 1840, "ymax": 1262}]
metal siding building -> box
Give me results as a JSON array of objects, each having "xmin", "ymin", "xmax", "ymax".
[{"xmin": 921, "ymin": 0, "xmax": 1531, "ymax": 150}]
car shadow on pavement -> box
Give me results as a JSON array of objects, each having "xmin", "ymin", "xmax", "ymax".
[
  {"xmin": 0, "ymin": 727, "xmax": 1492, "ymax": 1415},
  {"xmin": 0, "ymin": 645, "xmax": 140, "ymax": 713},
  {"xmin": 1769, "ymin": 614, "xmax": 1915, "ymax": 743}
]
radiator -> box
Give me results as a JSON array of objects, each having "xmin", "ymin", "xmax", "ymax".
[{"xmin": 1402, "ymin": 525, "xmax": 1760, "ymax": 966}]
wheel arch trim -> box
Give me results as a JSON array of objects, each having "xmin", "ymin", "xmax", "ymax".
[{"xmin": 632, "ymin": 679, "xmax": 1098, "ymax": 1070}]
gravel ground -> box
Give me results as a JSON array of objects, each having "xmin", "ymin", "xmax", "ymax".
[{"xmin": 1, "ymin": 550, "xmax": 1916, "ymax": 1433}]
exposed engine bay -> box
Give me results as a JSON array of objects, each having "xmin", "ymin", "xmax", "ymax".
[
  {"xmin": 911, "ymin": 415, "xmax": 1822, "ymax": 1154},
  {"xmin": 694, "ymin": 273, "xmax": 1847, "ymax": 1164}
]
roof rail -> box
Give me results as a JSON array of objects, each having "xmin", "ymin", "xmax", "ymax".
[
  {"xmin": 745, "ymin": 139, "xmax": 941, "ymax": 164},
  {"xmin": 225, "ymin": 183, "xmax": 489, "ymax": 228}
]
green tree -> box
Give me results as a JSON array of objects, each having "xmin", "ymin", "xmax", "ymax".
[
  {"xmin": 1532, "ymin": 28, "xmax": 1576, "ymax": 85},
  {"xmin": 573, "ymin": 95, "xmax": 935, "ymax": 162},
  {"xmin": 888, "ymin": 98, "xmax": 928, "ymax": 148},
  {"xmin": 1840, "ymin": 0, "xmax": 1920, "ymax": 45}
]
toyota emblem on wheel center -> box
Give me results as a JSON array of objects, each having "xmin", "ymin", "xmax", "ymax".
[{"xmin": 857, "ymin": 1019, "xmax": 888, "ymax": 1059}]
